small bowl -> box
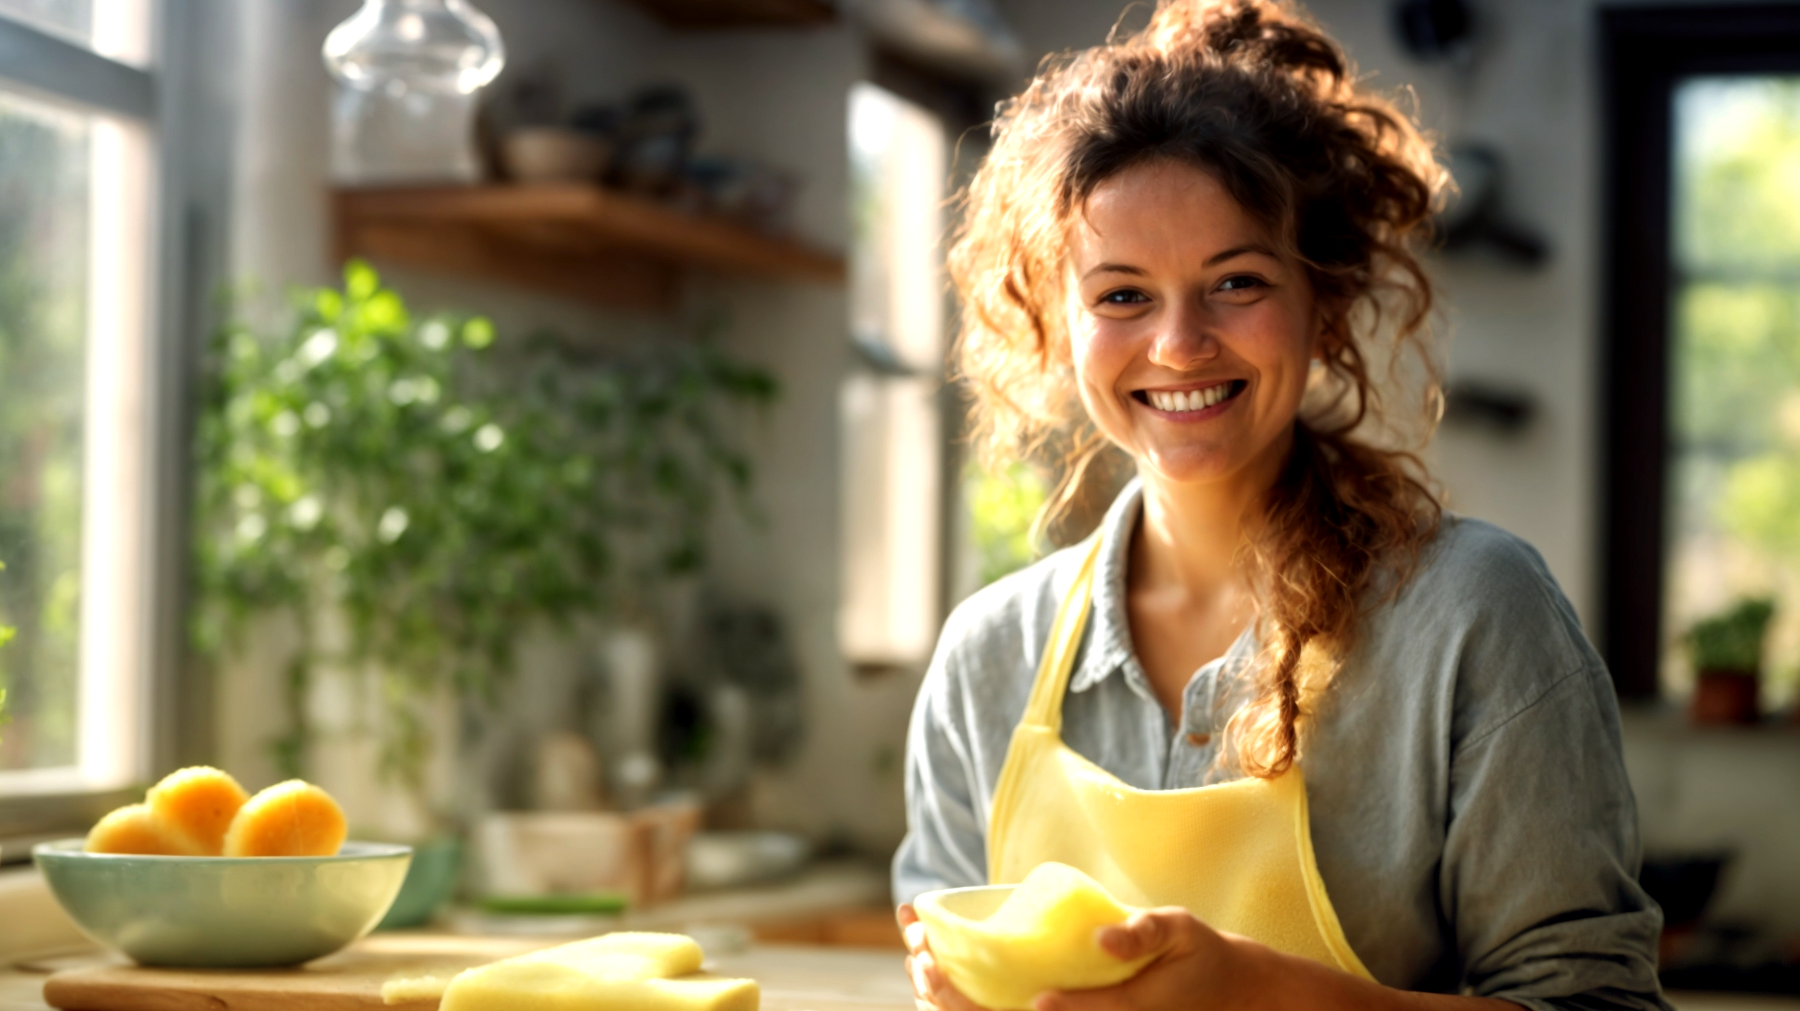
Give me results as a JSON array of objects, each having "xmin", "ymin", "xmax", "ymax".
[
  {"xmin": 503, "ymin": 127, "xmax": 611, "ymax": 183},
  {"xmin": 34, "ymin": 839, "xmax": 411, "ymax": 967},
  {"xmin": 915, "ymin": 882, "xmax": 1150, "ymax": 1011}
]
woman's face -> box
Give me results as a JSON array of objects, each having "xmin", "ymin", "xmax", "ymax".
[{"xmin": 1065, "ymin": 159, "xmax": 1318, "ymax": 493}]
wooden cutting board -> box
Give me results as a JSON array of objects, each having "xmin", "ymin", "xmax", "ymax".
[{"xmin": 39, "ymin": 935, "xmax": 915, "ymax": 1011}]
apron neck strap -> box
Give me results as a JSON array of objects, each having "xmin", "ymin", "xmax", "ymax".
[{"xmin": 1021, "ymin": 534, "xmax": 1108, "ymax": 731}]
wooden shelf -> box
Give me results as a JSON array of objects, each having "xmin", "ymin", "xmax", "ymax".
[
  {"xmin": 615, "ymin": 0, "xmax": 835, "ymax": 29},
  {"xmin": 331, "ymin": 184, "xmax": 845, "ymax": 312}
]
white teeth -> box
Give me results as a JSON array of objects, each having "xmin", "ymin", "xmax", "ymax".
[{"xmin": 1149, "ymin": 382, "xmax": 1233, "ymax": 413}]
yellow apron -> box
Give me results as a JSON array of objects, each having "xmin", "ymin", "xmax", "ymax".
[{"xmin": 986, "ymin": 536, "xmax": 1374, "ymax": 980}]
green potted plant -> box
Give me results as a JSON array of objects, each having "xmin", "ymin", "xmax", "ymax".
[
  {"xmin": 193, "ymin": 262, "xmax": 775, "ymax": 924},
  {"xmin": 1683, "ymin": 596, "xmax": 1775, "ymax": 725}
]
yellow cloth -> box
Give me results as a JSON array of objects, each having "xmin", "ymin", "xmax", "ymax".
[
  {"xmin": 436, "ymin": 933, "xmax": 758, "ymax": 1011},
  {"xmin": 986, "ymin": 536, "xmax": 1373, "ymax": 979}
]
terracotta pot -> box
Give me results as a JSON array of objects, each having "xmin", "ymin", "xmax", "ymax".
[{"xmin": 1691, "ymin": 668, "xmax": 1759, "ymax": 725}]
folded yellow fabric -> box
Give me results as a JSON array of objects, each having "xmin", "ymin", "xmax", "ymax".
[
  {"xmin": 916, "ymin": 862, "xmax": 1154, "ymax": 1010},
  {"xmin": 436, "ymin": 932, "xmax": 757, "ymax": 1011}
]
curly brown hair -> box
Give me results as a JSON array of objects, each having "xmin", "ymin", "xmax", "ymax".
[{"xmin": 950, "ymin": 0, "xmax": 1447, "ymax": 777}]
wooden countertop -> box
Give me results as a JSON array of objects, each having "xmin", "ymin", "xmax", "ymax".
[
  {"xmin": 1, "ymin": 942, "xmax": 915, "ymax": 1011},
  {"xmin": 2, "ymin": 947, "xmax": 1795, "ymax": 1011}
]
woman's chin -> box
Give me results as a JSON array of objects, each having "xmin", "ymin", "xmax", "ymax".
[{"xmin": 1133, "ymin": 450, "xmax": 1247, "ymax": 489}]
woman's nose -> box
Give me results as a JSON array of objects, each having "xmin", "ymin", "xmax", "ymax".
[{"xmin": 1147, "ymin": 301, "xmax": 1221, "ymax": 370}]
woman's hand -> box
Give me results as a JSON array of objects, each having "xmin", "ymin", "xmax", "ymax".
[
  {"xmin": 1036, "ymin": 907, "xmax": 1267, "ymax": 1011},
  {"xmin": 1040, "ymin": 910, "xmax": 1518, "ymax": 1011},
  {"xmin": 897, "ymin": 904, "xmax": 1267, "ymax": 1011},
  {"xmin": 898, "ymin": 903, "xmax": 993, "ymax": 1011}
]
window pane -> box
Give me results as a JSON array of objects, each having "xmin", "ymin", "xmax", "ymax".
[
  {"xmin": 0, "ymin": 89, "xmax": 90, "ymax": 773},
  {"xmin": 0, "ymin": 0, "xmax": 88, "ymax": 43},
  {"xmin": 1665, "ymin": 77, "xmax": 1800, "ymax": 712},
  {"xmin": 839, "ymin": 83, "xmax": 947, "ymax": 667},
  {"xmin": 0, "ymin": 0, "xmax": 150, "ymax": 66},
  {"xmin": 0, "ymin": 84, "xmax": 150, "ymax": 793}
]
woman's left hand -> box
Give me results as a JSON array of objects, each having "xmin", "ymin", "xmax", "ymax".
[{"xmin": 1036, "ymin": 907, "xmax": 1271, "ymax": 1011}]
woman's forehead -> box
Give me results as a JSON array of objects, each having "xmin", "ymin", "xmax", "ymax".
[{"xmin": 1065, "ymin": 160, "xmax": 1280, "ymax": 270}]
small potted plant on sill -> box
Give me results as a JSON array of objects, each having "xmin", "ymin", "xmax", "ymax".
[
  {"xmin": 193, "ymin": 262, "xmax": 776, "ymax": 926},
  {"xmin": 1683, "ymin": 596, "xmax": 1776, "ymax": 726}
]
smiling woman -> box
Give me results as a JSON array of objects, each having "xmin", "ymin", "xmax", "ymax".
[
  {"xmin": 946, "ymin": 0, "xmax": 1446, "ymax": 780},
  {"xmin": 894, "ymin": 2, "xmax": 1668, "ymax": 1011}
]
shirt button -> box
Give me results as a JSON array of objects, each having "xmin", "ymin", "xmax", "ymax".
[{"xmin": 1185, "ymin": 732, "xmax": 1211, "ymax": 747}]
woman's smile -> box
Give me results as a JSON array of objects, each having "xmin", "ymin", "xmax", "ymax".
[{"xmin": 1134, "ymin": 378, "xmax": 1250, "ymax": 418}]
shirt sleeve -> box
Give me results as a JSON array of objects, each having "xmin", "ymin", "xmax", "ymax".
[
  {"xmin": 1444, "ymin": 660, "xmax": 1671, "ymax": 1011},
  {"xmin": 892, "ymin": 637, "xmax": 991, "ymax": 906}
]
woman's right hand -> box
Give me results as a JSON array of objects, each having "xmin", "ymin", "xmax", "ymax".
[{"xmin": 898, "ymin": 903, "xmax": 991, "ymax": 1011}]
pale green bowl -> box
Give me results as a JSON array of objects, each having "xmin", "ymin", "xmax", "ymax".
[{"xmin": 34, "ymin": 838, "xmax": 412, "ymax": 967}]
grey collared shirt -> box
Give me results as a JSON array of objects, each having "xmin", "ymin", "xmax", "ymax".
[{"xmin": 894, "ymin": 480, "xmax": 1669, "ymax": 1011}]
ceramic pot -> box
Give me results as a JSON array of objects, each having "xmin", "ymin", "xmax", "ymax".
[
  {"xmin": 1691, "ymin": 668, "xmax": 1759, "ymax": 725},
  {"xmin": 503, "ymin": 128, "xmax": 611, "ymax": 183}
]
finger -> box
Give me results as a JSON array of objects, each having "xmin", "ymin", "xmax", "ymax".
[
  {"xmin": 1095, "ymin": 908, "xmax": 1189, "ymax": 963},
  {"xmin": 904, "ymin": 917, "xmax": 931, "ymax": 955},
  {"xmin": 909, "ymin": 952, "xmax": 935, "ymax": 1003},
  {"xmin": 897, "ymin": 903, "xmax": 919, "ymax": 929}
]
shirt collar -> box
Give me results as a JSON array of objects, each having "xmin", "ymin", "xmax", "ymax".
[{"xmin": 1069, "ymin": 477, "xmax": 1145, "ymax": 694}]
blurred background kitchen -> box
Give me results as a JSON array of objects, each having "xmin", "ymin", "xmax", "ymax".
[{"xmin": 0, "ymin": 0, "xmax": 1798, "ymax": 1000}]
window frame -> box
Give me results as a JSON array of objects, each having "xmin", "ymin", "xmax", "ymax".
[
  {"xmin": 0, "ymin": 1, "xmax": 228, "ymax": 852},
  {"xmin": 1599, "ymin": 4, "xmax": 1800, "ymax": 699},
  {"xmin": 865, "ymin": 50, "xmax": 992, "ymax": 620}
]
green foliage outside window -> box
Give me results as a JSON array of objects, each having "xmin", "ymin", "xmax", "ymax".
[
  {"xmin": 0, "ymin": 96, "xmax": 85, "ymax": 772},
  {"xmin": 193, "ymin": 262, "xmax": 776, "ymax": 823},
  {"xmin": 966, "ymin": 461, "xmax": 1050, "ymax": 587}
]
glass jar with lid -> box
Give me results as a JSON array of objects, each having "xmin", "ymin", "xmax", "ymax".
[{"xmin": 323, "ymin": 0, "xmax": 505, "ymax": 184}]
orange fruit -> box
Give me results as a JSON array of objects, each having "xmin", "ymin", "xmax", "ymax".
[
  {"xmin": 223, "ymin": 779, "xmax": 348, "ymax": 857},
  {"xmin": 146, "ymin": 766, "xmax": 250, "ymax": 856},
  {"xmin": 85, "ymin": 803, "xmax": 191, "ymax": 855}
]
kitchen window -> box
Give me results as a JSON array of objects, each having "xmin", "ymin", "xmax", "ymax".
[
  {"xmin": 1662, "ymin": 76, "xmax": 1800, "ymax": 709},
  {"xmin": 1600, "ymin": 6, "xmax": 1800, "ymax": 703},
  {"xmin": 0, "ymin": 4, "xmax": 156, "ymax": 816}
]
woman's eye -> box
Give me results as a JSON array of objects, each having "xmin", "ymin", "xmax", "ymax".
[
  {"xmin": 1099, "ymin": 289, "xmax": 1150, "ymax": 305},
  {"xmin": 1217, "ymin": 275, "xmax": 1266, "ymax": 293}
]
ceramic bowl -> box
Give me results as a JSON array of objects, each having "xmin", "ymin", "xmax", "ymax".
[
  {"xmin": 914, "ymin": 885, "xmax": 1021, "ymax": 1003},
  {"xmin": 33, "ymin": 838, "xmax": 411, "ymax": 967},
  {"xmin": 914, "ymin": 881, "xmax": 1151, "ymax": 1011},
  {"xmin": 503, "ymin": 128, "xmax": 611, "ymax": 183}
]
